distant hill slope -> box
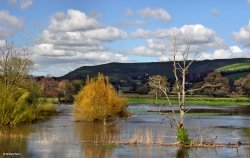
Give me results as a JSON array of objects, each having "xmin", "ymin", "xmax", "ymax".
[{"xmin": 60, "ymin": 58, "xmax": 250, "ymax": 83}]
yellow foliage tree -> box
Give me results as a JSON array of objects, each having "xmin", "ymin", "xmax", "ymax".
[{"xmin": 74, "ymin": 73, "xmax": 128, "ymax": 122}]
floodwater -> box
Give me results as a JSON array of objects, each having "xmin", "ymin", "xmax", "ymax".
[{"xmin": 1, "ymin": 104, "xmax": 250, "ymax": 158}]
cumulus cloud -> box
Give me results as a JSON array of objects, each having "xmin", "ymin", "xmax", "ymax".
[
  {"xmin": 0, "ymin": 11, "xmax": 24, "ymax": 28},
  {"xmin": 32, "ymin": 9, "xmax": 128, "ymax": 76},
  {"xmin": 0, "ymin": 11, "xmax": 24, "ymax": 39},
  {"xmin": 132, "ymin": 24, "xmax": 226, "ymax": 49},
  {"xmin": 200, "ymin": 46, "xmax": 250, "ymax": 59},
  {"xmin": 138, "ymin": 7, "xmax": 171, "ymax": 21},
  {"xmin": 8, "ymin": 0, "xmax": 33, "ymax": 9},
  {"xmin": 232, "ymin": 21, "xmax": 250, "ymax": 47},
  {"xmin": 131, "ymin": 24, "xmax": 228, "ymax": 61}
]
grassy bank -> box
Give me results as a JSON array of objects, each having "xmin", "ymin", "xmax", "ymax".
[{"xmin": 127, "ymin": 95, "xmax": 250, "ymax": 106}]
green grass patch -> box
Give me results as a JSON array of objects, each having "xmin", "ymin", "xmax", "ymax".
[
  {"xmin": 185, "ymin": 113, "xmax": 227, "ymax": 116},
  {"xmin": 244, "ymin": 127, "xmax": 250, "ymax": 138},
  {"xmin": 37, "ymin": 103, "xmax": 56, "ymax": 112},
  {"xmin": 127, "ymin": 96, "xmax": 250, "ymax": 106},
  {"xmin": 216, "ymin": 62, "xmax": 250, "ymax": 72}
]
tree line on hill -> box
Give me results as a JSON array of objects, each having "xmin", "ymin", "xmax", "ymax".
[{"xmin": 38, "ymin": 70, "xmax": 250, "ymax": 101}]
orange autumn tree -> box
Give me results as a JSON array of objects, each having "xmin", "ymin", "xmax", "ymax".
[{"xmin": 74, "ymin": 73, "xmax": 128, "ymax": 123}]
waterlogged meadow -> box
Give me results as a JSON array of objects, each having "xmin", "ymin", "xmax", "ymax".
[{"xmin": 1, "ymin": 104, "xmax": 250, "ymax": 158}]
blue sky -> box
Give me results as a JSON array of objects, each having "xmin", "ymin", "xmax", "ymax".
[{"xmin": 0, "ymin": 0, "xmax": 250, "ymax": 76}]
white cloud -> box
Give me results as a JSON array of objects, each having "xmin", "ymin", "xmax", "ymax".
[
  {"xmin": 8, "ymin": 0, "xmax": 32, "ymax": 9},
  {"xmin": 131, "ymin": 24, "xmax": 228, "ymax": 61},
  {"xmin": 200, "ymin": 46, "xmax": 250, "ymax": 59},
  {"xmin": 0, "ymin": 11, "xmax": 24, "ymax": 29},
  {"xmin": 0, "ymin": 40, "xmax": 5, "ymax": 46},
  {"xmin": 132, "ymin": 24, "xmax": 226, "ymax": 49},
  {"xmin": 232, "ymin": 21, "xmax": 250, "ymax": 47},
  {"xmin": 48, "ymin": 10, "xmax": 100, "ymax": 32},
  {"xmin": 0, "ymin": 11, "xmax": 24, "ymax": 39},
  {"xmin": 248, "ymin": 0, "xmax": 250, "ymax": 3},
  {"xmin": 32, "ymin": 9, "xmax": 128, "ymax": 76},
  {"xmin": 139, "ymin": 7, "xmax": 171, "ymax": 21}
]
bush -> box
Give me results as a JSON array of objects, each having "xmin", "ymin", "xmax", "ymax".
[
  {"xmin": 74, "ymin": 73, "xmax": 128, "ymax": 122},
  {"xmin": 0, "ymin": 84, "xmax": 37, "ymax": 125},
  {"xmin": 177, "ymin": 127, "xmax": 191, "ymax": 145}
]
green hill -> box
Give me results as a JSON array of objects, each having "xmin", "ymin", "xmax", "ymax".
[
  {"xmin": 216, "ymin": 62, "xmax": 250, "ymax": 72},
  {"xmin": 60, "ymin": 58, "xmax": 250, "ymax": 85}
]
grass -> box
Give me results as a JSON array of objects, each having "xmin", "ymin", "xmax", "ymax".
[
  {"xmin": 244, "ymin": 127, "xmax": 250, "ymax": 138},
  {"xmin": 37, "ymin": 103, "xmax": 56, "ymax": 112},
  {"xmin": 127, "ymin": 95, "xmax": 250, "ymax": 106},
  {"xmin": 185, "ymin": 113, "xmax": 228, "ymax": 116},
  {"xmin": 216, "ymin": 62, "xmax": 250, "ymax": 72},
  {"xmin": 36, "ymin": 102, "xmax": 57, "ymax": 118}
]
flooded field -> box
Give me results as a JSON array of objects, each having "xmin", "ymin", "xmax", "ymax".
[{"xmin": 1, "ymin": 104, "xmax": 250, "ymax": 158}]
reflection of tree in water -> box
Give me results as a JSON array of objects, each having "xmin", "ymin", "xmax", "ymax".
[
  {"xmin": 0, "ymin": 126, "xmax": 32, "ymax": 158},
  {"xmin": 176, "ymin": 147, "xmax": 189, "ymax": 158},
  {"xmin": 75, "ymin": 122, "xmax": 120, "ymax": 158}
]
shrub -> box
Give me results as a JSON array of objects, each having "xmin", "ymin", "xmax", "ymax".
[
  {"xmin": 74, "ymin": 73, "xmax": 128, "ymax": 122},
  {"xmin": 0, "ymin": 84, "xmax": 37, "ymax": 125},
  {"xmin": 177, "ymin": 127, "xmax": 191, "ymax": 145}
]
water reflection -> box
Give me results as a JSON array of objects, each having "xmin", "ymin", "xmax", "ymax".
[
  {"xmin": 0, "ymin": 126, "xmax": 32, "ymax": 158},
  {"xmin": 1, "ymin": 104, "xmax": 250, "ymax": 158},
  {"xmin": 75, "ymin": 122, "xmax": 119, "ymax": 158},
  {"xmin": 176, "ymin": 147, "xmax": 189, "ymax": 158}
]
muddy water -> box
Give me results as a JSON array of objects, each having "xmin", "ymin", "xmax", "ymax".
[{"xmin": 1, "ymin": 104, "xmax": 250, "ymax": 158}]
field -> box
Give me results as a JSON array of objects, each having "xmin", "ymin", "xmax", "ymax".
[
  {"xmin": 216, "ymin": 62, "xmax": 250, "ymax": 72},
  {"xmin": 126, "ymin": 94, "xmax": 250, "ymax": 106}
]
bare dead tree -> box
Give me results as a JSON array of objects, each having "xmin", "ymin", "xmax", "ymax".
[
  {"xmin": 166, "ymin": 34, "xmax": 219, "ymax": 134},
  {"xmin": 0, "ymin": 41, "xmax": 33, "ymax": 90},
  {"xmin": 167, "ymin": 34, "xmax": 200, "ymax": 129},
  {"xmin": 148, "ymin": 75, "xmax": 178, "ymax": 126}
]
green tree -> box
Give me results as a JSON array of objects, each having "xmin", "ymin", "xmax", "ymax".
[
  {"xmin": 74, "ymin": 73, "xmax": 128, "ymax": 123},
  {"xmin": 203, "ymin": 72, "xmax": 230, "ymax": 97},
  {"xmin": 0, "ymin": 42, "xmax": 37, "ymax": 125},
  {"xmin": 136, "ymin": 85, "xmax": 150, "ymax": 94},
  {"xmin": 71, "ymin": 79, "xmax": 84, "ymax": 94}
]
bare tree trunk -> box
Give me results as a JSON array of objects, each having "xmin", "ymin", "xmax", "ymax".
[{"xmin": 180, "ymin": 70, "xmax": 186, "ymax": 128}]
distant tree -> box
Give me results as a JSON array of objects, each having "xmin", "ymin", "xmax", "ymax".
[
  {"xmin": 74, "ymin": 73, "xmax": 128, "ymax": 123},
  {"xmin": 40, "ymin": 76, "xmax": 59, "ymax": 98},
  {"xmin": 148, "ymin": 75, "xmax": 169, "ymax": 99},
  {"xmin": 203, "ymin": 72, "xmax": 230, "ymax": 97},
  {"xmin": 234, "ymin": 74, "xmax": 250, "ymax": 97},
  {"xmin": 136, "ymin": 85, "xmax": 150, "ymax": 94},
  {"xmin": 71, "ymin": 80, "xmax": 84, "ymax": 94},
  {"xmin": 58, "ymin": 80, "xmax": 75, "ymax": 103}
]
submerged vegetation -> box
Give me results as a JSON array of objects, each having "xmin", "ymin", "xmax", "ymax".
[{"xmin": 74, "ymin": 73, "xmax": 128, "ymax": 122}]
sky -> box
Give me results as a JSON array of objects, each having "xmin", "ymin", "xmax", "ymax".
[{"xmin": 0, "ymin": 0, "xmax": 250, "ymax": 76}]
